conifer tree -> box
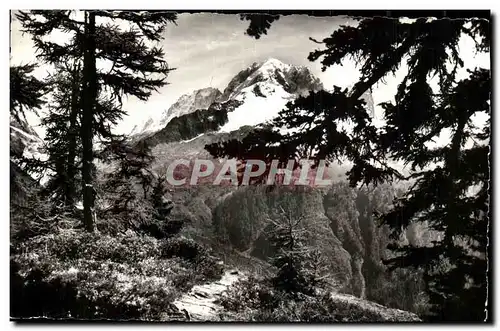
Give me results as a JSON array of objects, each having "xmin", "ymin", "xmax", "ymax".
[
  {"xmin": 100, "ymin": 138, "xmax": 155, "ymax": 216},
  {"xmin": 100, "ymin": 139, "xmax": 137, "ymax": 216},
  {"xmin": 134, "ymin": 140, "xmax": 155, "ymax": 199},
  {"xmin": 149, "ymin": 175, "xmax": 182, "ymax": 238},
  {"xmin": 16, "ymin": 10, "xmax": 177, "ymax": 231},
  {"xmin": 10, "ymin": 63, "xmax": 52, "ymax": 238},
  {"xmin": 208, "ymin": 16, "xmax": 490, "ymax": 321},
  {"xmin": 268, "ymin": 208, "xmax": 314, "ymax": 296},
  {"xmin": 151, "ymin": 175, "xmax": 168, "ymax": 214}
]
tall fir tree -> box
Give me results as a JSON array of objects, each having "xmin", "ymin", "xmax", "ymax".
[
  {"xmin": 134, "ymin": 140, "xmax": 155, "ymax": 199},
  {"xmin": 16, "ymin": 10, "xmax": 177, "ymax": 231},
  {"xmin": 207, "ymin": 16, "xmax": 490, "ymax": 321}
]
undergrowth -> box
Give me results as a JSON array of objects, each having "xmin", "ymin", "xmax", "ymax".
[{"xmin": 11, "ymin": 224, "xmax": 223, "ymax": 320}]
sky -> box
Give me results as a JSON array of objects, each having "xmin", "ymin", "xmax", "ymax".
[{"xmin": 10, "ymin": 12, "xmax": 490, "ymax": 136}]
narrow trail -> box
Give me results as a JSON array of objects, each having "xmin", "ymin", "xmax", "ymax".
[
  {"xmin": 171, "ymin": 269, "xmax": 244, "ymax": 321},
  {"xmin": 167, "ymin": 268, "xmax": 420, "ymax": 322}
]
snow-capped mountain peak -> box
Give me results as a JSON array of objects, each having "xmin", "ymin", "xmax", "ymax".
[
  {"xmin": 221, "ymin": 58, "xmax": 323, "ymax": 101},
  {"xmin": 218, "ymin": 58, "xmax": 324, "ymax": 132},
  {"xmin": 252, "ymin": 58, "xmax": 293, "ymax": 79}
]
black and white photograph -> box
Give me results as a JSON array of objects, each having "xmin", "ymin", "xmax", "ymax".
[{"xmin": 9, "ymin": 9, "xmax": 491, "ymax": 323}]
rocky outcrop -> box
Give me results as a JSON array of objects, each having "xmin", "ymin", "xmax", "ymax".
[
  {"xmin": 208, "ymin": 182, "xmax": 426, "ymax": 302},
  {"xmin": 165, "ymin": 87, "xmax": 222, "ymax": 121},
  {"xmin": 323, "ymin": 182, "xmax": 366, "ymax": 297},
  {"xmin": 211, "ymin": 186, "xmax": 354, "ymax": 289}
]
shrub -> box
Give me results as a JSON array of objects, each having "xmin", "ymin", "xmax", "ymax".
[
  {"xmin": 139, "ymin": 219, "xmax": 184, "ymax": 240},
  {"xmin": 17, "ymin": 229, "xmax": 161, "ymax": 264},
  {"xmin": 251, "ymin": 294, "xmax": 385, "ymax": 322},
  {"xmin": 10, "ymin": 258, "xmax": 143, "ymax": 320},
  {"xmin": 192, "ymin": 253, "xmax": 224, "ymax": 281},
  {"xmin": 10, "ymin": 254, "xmax": 199, "ymax": 320},
  {"xmin": 161, "ymin": 236, "xmax": 224, "ymax": 283},
  {"xmin": 367, "ymin": 268, "xmax": 430, "ymax": 316},
  {"xmin": 219, "ymin": 276, "xmax": 280, "ymax": 312},
  {"xmin": 161, "ymin": 237, "xmax": 204, "ymax": 262},
  {"xmin": 10, "ymin": 193, "xmax": 64, "ymax": 243}
]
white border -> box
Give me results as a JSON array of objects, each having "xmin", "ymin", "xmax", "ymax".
[{"xmin": 2, "ymin": 1, "xmax": 497, "ymax": 330}]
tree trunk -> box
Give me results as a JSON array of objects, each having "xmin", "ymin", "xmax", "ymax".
[
  {"xmin": 65, "ymin": 61, "xmax": 81, "ymax": 207},
  {"xmin": 80, "ymin": 11, "xmax": 97, "ymax": 232}
]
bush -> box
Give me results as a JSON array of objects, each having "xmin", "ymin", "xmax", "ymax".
[
  {"xmin": 161, "ymin": 236, "xmax": 224, "ymax": 283},
  {"xmin": 10, "ymin": 192, "xmax": 66, "ymax": 243},
  {"xmin": 251, "ymin": 294, "xmax": 385, "ymax": 322},
  {"xmin": 365, "ymin": 266, "xmax": 429, "ymax": 316},
  {"xmin": 193, "ymin": 254, "xmax": 224, "ymax": 281},
  {"xmin": 16, "ymin": 229, "xmax": 161, "ymax": 264},
  {"xmin": 219, "ymin": 276, "xmax": 281, "ymax": 312},
  {"xmin": 139, "ymin": 219, "xmax": 184, "ymax": 240},
  {"xmin": 11, "ymin": 253, "xmax": 200, "ymax": 320},
  {"xmin": 161, "ymin": 237, "xmax": 204, "ymax": 262}
]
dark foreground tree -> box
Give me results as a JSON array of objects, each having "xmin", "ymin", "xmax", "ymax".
[
  {"xmin": 16, "ymin": 10, "xmax": 176, "ymax": 231},
  {"xmin": 207, "ymin": 16, "xmax": 490, "ymax": 321},
  {"xmin": 100, "ymin": 139, "xmax": 154, "ymax": 214}
]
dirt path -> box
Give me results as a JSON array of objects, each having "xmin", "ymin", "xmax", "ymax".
[{"xmin": 172, "ymin": 269, "xmax": 244, "ymax": 321}]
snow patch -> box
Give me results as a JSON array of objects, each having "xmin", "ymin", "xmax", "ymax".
[
  {"xmin": 219, "ymin": 84, "xmax": 291, "ymax": 133},
  {"xmin": 180, "ymin": 134, "xmax": 204, "ymax": 144}
]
